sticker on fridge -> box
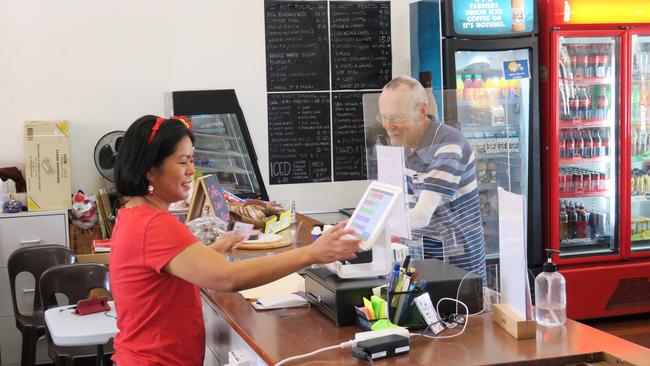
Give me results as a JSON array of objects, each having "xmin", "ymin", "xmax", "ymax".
[{"xmin": 503, "ymin": 59, "xmax": 530, "ymax": 80}]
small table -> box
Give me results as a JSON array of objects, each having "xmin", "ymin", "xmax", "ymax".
[{"xmin": 44, "ymin": 301, "xmax": 118, "ymax": 366}]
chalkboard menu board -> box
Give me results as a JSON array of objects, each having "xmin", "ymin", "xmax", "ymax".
[
  {"xmin": 330, "ymin": 2, "xmax": 392, "ymax": 90},
  {"xmin": 265, "ymin": 1, "xmax": 329, "ymax": 92},
  {"xmin": 268, "ymin": 93, "xmax": 331, "ymax": 184},
  {"xmin": 333, "ymin": 92, "xmax": 367, "ymax": 181}
]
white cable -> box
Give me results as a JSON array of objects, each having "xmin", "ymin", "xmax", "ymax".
[
  {"xmin": 409, "ymin": 297, "xmax": 469, "ymax": 340},
  {"xmin": 455, "ymin": 269, "xmax": 487, "ymax": 317},
  {"xmin": 275, "ymin": 339, "xmax": 355, "ymax": 366}
]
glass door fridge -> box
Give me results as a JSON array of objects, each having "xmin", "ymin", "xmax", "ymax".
[
  {"xmin": 443, "ymin": 37, "xmax": 541, "ymax": 264},
  {"xmin": 629, "ymin": 32, "xmax": 650, "ymax": 257},
  {"xmin": 550, "ymin": 32, "xmax": 622, "ymax": 263}
]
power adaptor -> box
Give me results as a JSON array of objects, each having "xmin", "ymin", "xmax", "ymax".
[{"xmin": 351, "ymin": 334, "xmax": 410, "ymax": 361}]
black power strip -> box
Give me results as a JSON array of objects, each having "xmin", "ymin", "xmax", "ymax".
[{"xmin": 351, "ymin": 334, "xmax": 410, "ymax": 361}]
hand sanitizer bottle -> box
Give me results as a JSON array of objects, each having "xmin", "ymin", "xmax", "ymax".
[{"xmin": 535, "ymin": 249, "xmax": 566, "ymax": 326}]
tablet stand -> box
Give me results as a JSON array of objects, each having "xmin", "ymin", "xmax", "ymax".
[{"xmin": 325, "ymin": 227, "xmax": 392, "ymax": 279}]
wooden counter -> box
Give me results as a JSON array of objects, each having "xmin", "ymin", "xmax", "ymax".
[
  {"xmin": 201, "ymin": 215, "xmax": 650, "ymax": 365},
  {"xmin": 203, "ymin": 287, "xmax": 650, "ymax": 365}
]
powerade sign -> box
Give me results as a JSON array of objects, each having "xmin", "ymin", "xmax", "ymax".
[{"xmin": 452, "ymin": 0, "xmax": 534, "ymax": 36}]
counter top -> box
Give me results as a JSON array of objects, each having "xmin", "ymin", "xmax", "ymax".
[{"xmin": 203, "ymin": 215, "xmax": 650, "ymax": 365}]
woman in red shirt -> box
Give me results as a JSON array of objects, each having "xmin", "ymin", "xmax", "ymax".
[{"xmin": 109, "ymin": 115, "xmax": 360, "ymax": 365}]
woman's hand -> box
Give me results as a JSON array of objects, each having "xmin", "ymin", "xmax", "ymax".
[
  {"xmin": 208, "ymin": 232, "xmax": 245, "ymax": 256},
  {"xmin": 307, "ymin": 222, "xmax": 361, "ymax": 264}
]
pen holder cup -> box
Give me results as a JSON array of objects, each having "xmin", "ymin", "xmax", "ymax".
[{"xmin": 383, "ymin": 288, "xmax": 427, "ymax": 330}]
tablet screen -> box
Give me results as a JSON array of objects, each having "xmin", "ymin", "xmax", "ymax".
[{"xmin": 348, "ymin": 188, "xmax": 394, "ymax": 241}]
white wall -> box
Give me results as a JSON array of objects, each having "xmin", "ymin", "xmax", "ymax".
[{"xmin": 0, "ymin": 0, "xmax": 411, "ymax": 212}]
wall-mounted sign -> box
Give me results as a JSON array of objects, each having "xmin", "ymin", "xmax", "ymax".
[{"xmin": 452, "ymin": 0, "xmax": 535, "ymax": 36}]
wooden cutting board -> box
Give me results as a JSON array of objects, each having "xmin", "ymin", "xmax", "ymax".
[{"xmin": 236, "ymin": 233, "xmax": 292, "ymax": 250}]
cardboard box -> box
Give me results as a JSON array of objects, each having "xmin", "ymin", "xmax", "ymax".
[{"xmin": 24, "ymin": 121, "xmax": 72, "ymax": 211}]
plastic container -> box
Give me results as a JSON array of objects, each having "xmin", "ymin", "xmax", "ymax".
[{"xmin": 535, "ymin": 249, "xmax": 566, "ymax": 326}]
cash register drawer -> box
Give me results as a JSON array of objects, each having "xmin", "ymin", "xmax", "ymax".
[{"xmin": 304, "ymin": 267, "xmax": 386, "ymax": 327}]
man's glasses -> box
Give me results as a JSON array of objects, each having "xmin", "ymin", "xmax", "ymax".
[{"xmin": 376, "ymin": 113, "xmax": 409, "ymax": 125}]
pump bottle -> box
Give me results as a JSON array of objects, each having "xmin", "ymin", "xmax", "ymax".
[{"xmin": 535, "ymin": 249, "xmax": 566, "ymax": 326}]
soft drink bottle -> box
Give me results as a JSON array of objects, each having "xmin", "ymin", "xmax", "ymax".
[
  {"xmin": 559, "ymin": 204, "xmax": 569, "ymax": 240},
  {"xmin": 632, "ymin": 127, "xmax": 639, "ymax": 156},
  {"xmin": 569, "ymin": 92, "xmax": 579, "ymax": 120},
  {"xmin": 559, "ymin": 131, "xmax": 566, "ymax": 158},
  {"xmin": 463, "ymin": 74, "xmax": 473, "ymax": 101},
  {"xmin": 577, "ymin": 204, "xmax": 587, "ymax": 238},
  {"xmin": 566, "ymin": 130, "xmax": 575, "ymax": 157},
  {"xmin": 474, "ymin": 74, "xmax": 485, "ymax": 106},
  {"xmin": 574, "ymin": 130, "xmax": 584, "ymax": 157},
  {"xmin": 640, "ymin": 91, "xmax": 648, "ymax": 126},
  {"xmin": 596, "ymin": 86, "xmax": 609, "ymax": 120},
  {"xmin": 639, "ymin": 126, "xmax": 648, "ymax": 156},
  {"xmin": 599, "ymin": 45, "xmax": 610, "ymax": 77},
  {"xmin": 592, "ymin": 129, "xmax": 602, "ymax": 157},
  {"xmin": 602, "ymin": 131, "xmax": 609, "ymax": 157},
  {"xmin": 574, "ymin": 46, "xmax": 584, "ymax": 78},
  {"xmin": 582, "ymin": 129, "xmax": 593, "ymax": 158},
  {"xmin": 456, "ymin": 74, "xmax": 464, "ymax": 101},
  {"xmin": 586, "ymin": 45, "xmax": 596, "ymax": 78},
  {"xmin": 632, "ymin": 86, "xmax": 640, "ymax": 121},
  {"xmin": 568, "ymin": 45, "xmax": 578, "ymax": 76},
  {"xmin": 584, "ymin": 86, "xmax": 592, "ymax": 120},
  {"xmin": 567, "ymin": 201, "xmax": 577, "ymax": 239},
  {"xmin": 559, "ymin": 85, "xmax": 569, "ymax": 120},
  {"xmin": 580, "ymin": 46, "xmax": 589, "ymax": 78}
]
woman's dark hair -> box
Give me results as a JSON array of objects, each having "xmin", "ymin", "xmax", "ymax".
[{"xmin": 115, "ymin": 115, "xmax": 195, "ymax": 196}]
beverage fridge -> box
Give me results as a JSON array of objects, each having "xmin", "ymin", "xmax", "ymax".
[
  {"xmin": 411, "ymin": 0, "xmax": 544, "ymax": 268},
  {"xmin": 540, "ymin": 0, "xmax": 650, "ymax": 319}
]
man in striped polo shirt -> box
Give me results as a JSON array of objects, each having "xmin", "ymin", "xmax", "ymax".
[{"xmin": 378, "ymin": 76, "xmax": 486, "ymax": 287}]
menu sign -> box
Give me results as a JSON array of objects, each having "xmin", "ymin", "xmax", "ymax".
[
  {"xmin": 333, "ymin": 92, "xmax": 367, "ymax": 181},
  {"xmin": 268, "ymin": 93, "xmax": 331, "ymax": 184},
  {"xmin": 330, "ymin": 2, "xmax": 392, "ymax": 90},
  {"xmin": 452, "ymin": 0, "xmax": 535, "ymax": 36},
  {"xmin": 265, "ymin": 2, "xmax": 329, "ymax": 91}
]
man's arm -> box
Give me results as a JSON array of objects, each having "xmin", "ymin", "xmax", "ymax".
[{"xmin": 408, "ymin": 190, "xmax": 442, "ymax": 230}]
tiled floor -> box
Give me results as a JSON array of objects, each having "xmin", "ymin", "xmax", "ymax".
[{"xmin": 582, "ymin": 312, "xmax": 650, "ymax": 349}]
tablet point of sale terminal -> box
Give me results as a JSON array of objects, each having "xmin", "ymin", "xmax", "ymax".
[{"xmin": 325, "ymin": 181, "xmax": 403, "ymax": 279}]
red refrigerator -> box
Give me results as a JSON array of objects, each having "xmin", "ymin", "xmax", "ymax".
[{"xmin": 540, "ymin": 0, "xmax": 650, "ymax": 319}]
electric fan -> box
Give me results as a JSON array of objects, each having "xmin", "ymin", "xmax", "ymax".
[{"xmin": 93, "ymin": 131, "xmax": 124, "ymax": 182}]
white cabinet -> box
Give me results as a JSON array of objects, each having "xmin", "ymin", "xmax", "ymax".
[
  {"xmin": 201, "ymin": 293, "xmax": 267, "ymax": 366},
  {"xmin": 0, "ymin": 210, "xmax": 69, "ymax": 366}
]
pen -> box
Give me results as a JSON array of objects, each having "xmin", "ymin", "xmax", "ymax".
[
  {"xmin": 410, "ymin": 270, "xmax": 419, "ymax": 284},
  {"xmin": 399, "ymin": 280, "xmax": 419, "ymax": 322},
  {"xmin": 393, "ymin": 275, "xmax": 411, "ymax": 324},
  {"xmin": 402, "ymin": 255, "xmax": 411, "ymax": 272},
  {"xmin": 390, "ymin": 269, "xmax": 405, "ymax": 307},
  {"xmin": 387, "ymin": 263, "xmax": 400, "ymax": 293}
]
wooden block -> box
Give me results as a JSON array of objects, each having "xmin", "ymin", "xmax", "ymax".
[{"xmin": 492, "ymin": 303, "xmax": 536, "ymax": 339}]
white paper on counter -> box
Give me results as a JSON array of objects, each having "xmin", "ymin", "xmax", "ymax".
[
  {"xmin": 497, "ymin": 187, "xmax": 532, "ymax": 320},
  {"xmin": 238, "ymin": 272, "xmax": 305, "ymax": 300}
]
